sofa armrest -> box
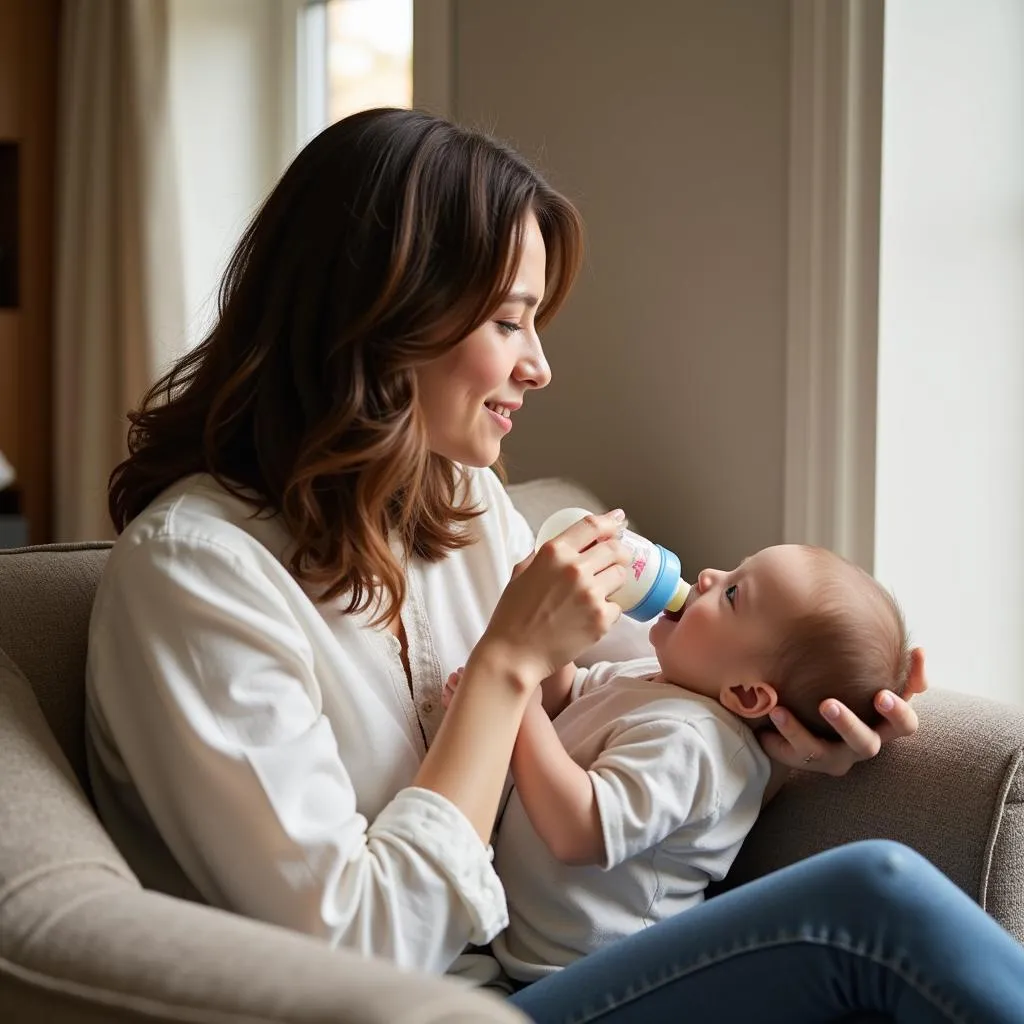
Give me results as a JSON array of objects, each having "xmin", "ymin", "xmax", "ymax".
[
  {"xmin": 717, "ymin": 690, "xmax": 1024, "ymax": 943},
  {"xmin": 5, "ymin": 878, "xmax": 525, "ymax": 1024}
]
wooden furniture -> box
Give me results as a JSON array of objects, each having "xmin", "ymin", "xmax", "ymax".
[{"xmin": 0, "ymin": 0, "xmax": 60, "ymax": 544}]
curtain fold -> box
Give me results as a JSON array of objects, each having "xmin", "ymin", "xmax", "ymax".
[{"xmin": 54, "ymin": 0, "xmax": 185, "ymax": 540}]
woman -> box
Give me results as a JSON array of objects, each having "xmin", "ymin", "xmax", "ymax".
[{"xmin": 86, "ymin": 108, "xmax": 1024, "ymax": 1021}]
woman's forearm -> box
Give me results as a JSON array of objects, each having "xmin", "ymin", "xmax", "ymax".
[
  {"xmin": 511, "ymin": 700, "xmax": 605, "ymax": 866},
  {"xmin": 413, "ymin": 643, "xmax": 536, "ymax": 841}
]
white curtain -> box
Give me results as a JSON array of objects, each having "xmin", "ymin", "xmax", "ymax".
[{"xmin": 54, "ymin": 0, "xmax": 185, "ymax": 540}]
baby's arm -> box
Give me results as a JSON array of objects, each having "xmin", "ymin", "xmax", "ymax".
[
  {"xmin": 538, "ymin": 662, "xmax": 577, "ymax": 717},
  {"xmin": 509, "ymin": 698, "xmax": 604, "ymax": 866}
]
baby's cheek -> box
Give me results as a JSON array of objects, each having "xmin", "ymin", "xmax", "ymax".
[
  {"xmin": 674, "ymin": 610, "xmax": 723, "ymax": 663},
  {"xmin": 678, "ymin": 604, "xmax": 716, "ymax": 642}
]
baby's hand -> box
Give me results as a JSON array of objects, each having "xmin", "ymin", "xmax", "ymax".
[{"xmin": 441, "ymin": 667, "xmax": 464, "ymax": 709}]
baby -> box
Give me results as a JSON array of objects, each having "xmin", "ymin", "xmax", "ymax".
[{"xmin": 446, "ymin": 543, "xmax": 910, "ymax": 981}]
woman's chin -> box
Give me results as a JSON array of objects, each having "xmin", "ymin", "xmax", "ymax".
[
  {"xmin": 462, "ymin": 446, "xmax": 502, "ymax": 469},
  {"xmin": 427, "ymin": 440, "xmax": 502, "ymax": 468}
]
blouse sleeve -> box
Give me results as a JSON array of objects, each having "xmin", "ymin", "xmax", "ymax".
[{"xmin": 87, "ymin": 532, "xmax": 508, "ymax": 974}]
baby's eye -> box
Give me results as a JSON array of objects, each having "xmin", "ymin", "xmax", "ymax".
[{"xmin": 725, "ymin": 584, "xmax": 738, "ymax": 607}]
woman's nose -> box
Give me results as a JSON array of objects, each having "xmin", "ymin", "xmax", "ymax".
[{"xmin": 514, "ymin": 334, "xmax": 551, "ymax": 390}]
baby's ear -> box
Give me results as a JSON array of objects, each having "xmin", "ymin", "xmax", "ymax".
[{"xmin": 720, "ymin": 681, "xmax": 778, "ymax": 720}]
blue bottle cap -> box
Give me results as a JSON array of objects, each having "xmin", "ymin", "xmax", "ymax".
[{"xmin": 626, "ymin": 545, "xmax": 683, "ymax": 622}]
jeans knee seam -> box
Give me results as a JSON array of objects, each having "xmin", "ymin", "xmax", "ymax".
[{"xmin": 563, "ymin": 934, "xmax": 967, "ymax": 1024}]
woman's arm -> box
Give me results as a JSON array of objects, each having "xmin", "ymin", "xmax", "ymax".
[{"xmin": 414, "ymin": 641, "xmax": 537, "ymax": 839}]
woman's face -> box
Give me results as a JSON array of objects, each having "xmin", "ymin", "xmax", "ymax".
[{"xmin": 416, "ymin": 213, "xmax": 552, "ymax": 467}]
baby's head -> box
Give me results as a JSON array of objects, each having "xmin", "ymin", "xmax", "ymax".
[{"xmin": 648, "ymin": 545, "xmax": 910, "ymax": 738}]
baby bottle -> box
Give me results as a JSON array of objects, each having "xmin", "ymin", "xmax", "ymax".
[{"xmin": 534, "ymin": 507, "xmax": 691, "ymax": 622}]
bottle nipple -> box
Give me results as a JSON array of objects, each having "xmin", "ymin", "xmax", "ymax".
[{"xmin": 664, "ymin": 578, "xmax": 691, "ymax": 614}]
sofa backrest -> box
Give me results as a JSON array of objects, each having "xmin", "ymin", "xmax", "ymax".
[{"xmin": 0, "ymin": 543, "xmax": 112, "ymax": 794}]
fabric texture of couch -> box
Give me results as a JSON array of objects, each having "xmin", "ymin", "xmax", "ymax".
[{"xmin": 1, "ymin": 476, "xmax": 1022, "ymax": 1022}]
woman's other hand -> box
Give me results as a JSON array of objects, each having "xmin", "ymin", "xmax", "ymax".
[
  {"xmin": 478, "ymin": 509, "xmax": 632, "ymax": 686},
  {"xmin": 759, "ymin": 647, "xmax": 928, "ymax": 777}
]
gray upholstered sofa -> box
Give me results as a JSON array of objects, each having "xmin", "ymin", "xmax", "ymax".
[{"xmin": 1, "ymin": 477, "xmax": 1022, "ymax": 1022}]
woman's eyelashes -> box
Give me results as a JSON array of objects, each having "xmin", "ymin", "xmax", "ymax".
[{"xmin": 495, "ymin": 320, "xmax": 522, "ymax": 336}]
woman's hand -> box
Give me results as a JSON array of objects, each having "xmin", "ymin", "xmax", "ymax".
[
  {"xmin": 759, "ymin": 647, "xmax": 929, "ymax": 777},
  {"xmin": 476, "ymin": 509, "xmax": 632, "ymax": 688}
]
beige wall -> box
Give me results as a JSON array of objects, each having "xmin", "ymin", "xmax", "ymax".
[{"xmin": 446, "ymin": 0, "xmax": 791, "ymax": 576}]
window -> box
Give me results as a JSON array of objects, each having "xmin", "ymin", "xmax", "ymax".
[{"xmin": 298, "ymin": 0, "xmax": 413, "ymax": 145}]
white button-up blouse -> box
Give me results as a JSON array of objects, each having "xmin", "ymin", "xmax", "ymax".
[{"xmin": 85, "ymin": 466, "xmax": 537, "ymax": 975}]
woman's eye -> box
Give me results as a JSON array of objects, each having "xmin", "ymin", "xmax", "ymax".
[
  {"xmin": 496, "ymin": 320, "xmax": 521, "ymax": 335},
  {"xmin": 725, "ymin": 584, "xmax": 738, "ymax": 607}
]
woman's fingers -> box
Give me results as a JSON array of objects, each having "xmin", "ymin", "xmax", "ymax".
[
  {"xmin": 905, "ymin": 647, "xmax": 929, "ymax": 698},
  {"xmin": 872, "ymin": 688, "xmax": 921, "ymax": 742},
  {"xmin": 485, "ymin": 509, "xmax": 631, "ymax": 680},
  {"xmin": 762, "ymin": 705, "xmax": 867, "ymax": 777},
  {"xmin": 580, "ymin": 536, "xmax": 632, "ymax": 580},
  {"xmin": 594, "ymin": 561, "xmax": 630, "ymax": 601},
  {"xmin": 762, "ymin": 734, "xmax": 857, "ymax": 776},
  {"xmin": 818, "ymin": 700, "xmax": 883, "ymax": 761},
  {"xmin": 865, "ymin": 648, "xmax": 926, "ymax": 742},
  {"xmin": 761, "ymin": 708, "xmax": 827, "ymax": 769},
  {"xmin": 552, "ymin": 509, "xmax": 626, "ymax": 554}
]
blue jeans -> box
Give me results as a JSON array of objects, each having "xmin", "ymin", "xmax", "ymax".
[{"xmin": 507, "ymin": 840, "xmax": 1024, "ymax": 1023}]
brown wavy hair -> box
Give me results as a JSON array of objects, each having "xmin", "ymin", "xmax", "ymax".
[{"xmin": 109, "ymin": 108, "xmax": 584, "ymax": 623}]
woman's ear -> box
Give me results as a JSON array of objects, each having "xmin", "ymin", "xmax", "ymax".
[{"xmin": 720, "ymin": 681, "xmax": 778, "ymax": 720}]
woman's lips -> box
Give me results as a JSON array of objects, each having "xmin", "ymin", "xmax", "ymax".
[{"xmin": 485, "ymin": 405, "xmax": 513, "ymax": 434}]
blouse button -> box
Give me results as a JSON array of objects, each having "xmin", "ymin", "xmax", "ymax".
[{"xmin": 421, "ymin": 700, "xmax": 435, "ymax": 715}]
